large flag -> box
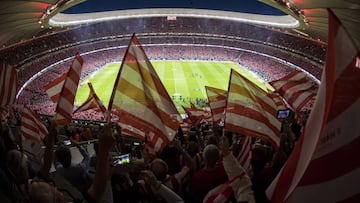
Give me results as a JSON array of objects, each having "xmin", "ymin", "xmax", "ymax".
[
  {"xmin": 44, "ymin": 53, "xmax": 83, "ymax": 124},
  {"xmin": 267, "ymin": 92, "xmax": 287, "ymax": 111},
  {"xmin": 74, "ymin": 82, "xmax": 107, "ymax": 114},
  {"xmin": 108, "ymin": 33, "xmax": 180, "ymax": 154},
  {"xmin": 205, "ymin": 86, "xmax": 227, "ymax": 124},
  {"xmin": 224, "ymin": 69, "xmax": 282, "ymax": 149},
  {"xmin": 266, "ymin": 10, "xmax": 360, "ymax": 202},
  {"xmin": 269, "ymin": 70, "xmax": 318, "ymax": 113},
  {"xmin": 20, "ymin": 106, "xmax": 48, "ymax": 143},
  {"xmin": 0, "ymin": 64, "xmax": 18, "ymax": 107}
]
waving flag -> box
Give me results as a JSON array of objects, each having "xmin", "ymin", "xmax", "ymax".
[
  {"xmin": 267, "ymin": 92, "xmax": 287, "ymax": 110},
  {"xmin": 224, "ymin": 69, "xmax": 281, "ymax": 149},
  {"xmin": 266, "ymin": 10, "xmax": 360, "ymax": 202},
  {"xmin": 44, "ymin": 53, "xmax": 83, "ymax": 124},
  {"xmin": 203, "ymin": 107, "xmax": 213, "ymax": 123},
  {"xmin": 108, "ymin": 33, "xmax": 180, "ymax": 154},
  {"xmin": 205, "ymin": 86, "xmax": 227, "ymax": 124},
  {"xmin": 182, "ymin": 104, "xmax": 205, "ymax": 126},
  {"xmin": 0, "ymin": 64, "xmax": 18, "ymax": 107},
  {"xmin": 179, "ymin": 118, "xmax": 191, "ymax": 133},
  {"xmin": 270, "ymin": 70, "xmax": 317, "ymax": 112},
  {"xmin": 144, "ymin": 131, "xmax": 157, "ymax": 158},
  {"xmin": 236, "ymin": 136, "xmax": 252, "ymax": 172},
  {"xmin": 20, "ymin": 106, "xmax": 48, "ymax": 143},
  {"xmin": 74, "ymin": 82, "xmax": 107, "ymax": 114},
  {"xmin": 203, "ymin": 172, "xmax": 246, "ymax": 203},
  {"xmin": 116, "ymin": 110, "xmax": 146, "ymax": 139},
  {"xmin": 44, "ymin": 74, "xmax": 66, "ymax": 103}
]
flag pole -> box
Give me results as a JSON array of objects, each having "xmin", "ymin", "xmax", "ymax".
[
  {"xmin": 222, "ymin": 69, "xmax": 233, "ymax": 137},
  {"xmin": 105, "ymin": 34, "xmax": 136, "ymax": 155},
  {"xmin": 107, "ymin": 33, "xmax": 135, "ymax": 113},
  {"xmin": 105, "ymin": 34, "xmax": 135, "ymax": 155}
]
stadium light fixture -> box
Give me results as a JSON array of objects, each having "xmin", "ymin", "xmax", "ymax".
[{"xmin": 49, "ymin": 9, "xmax": 299, "ymax": 29}]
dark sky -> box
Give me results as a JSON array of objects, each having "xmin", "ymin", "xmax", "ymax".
[{"xmin": 63, "ymin": 0, "xmax": 285, "ymax": 15}]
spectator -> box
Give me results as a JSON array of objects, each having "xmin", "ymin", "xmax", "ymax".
[
  {"xmin": 139, "ymin": 170, "xmax": 184, "ymax": 203},
  {"xmin": 218, "ymin": 136, "xmax": 256, "ymax": 203},
  {"xmin": 189, "ymin": 144, "xmax": 228, "ymax": 203},
  {"xmin": 55, "ymin": 143, "xmax": 92, "ymax": 199},
  {"xmin": 28, "ymin": 181, "xmax": 70, "ymax": 203},
  {"xmin": 88, "ymin": 124, "xmax": 115, "ymax": 202}
]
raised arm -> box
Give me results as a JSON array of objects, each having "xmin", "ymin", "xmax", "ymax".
[
  {"xmin": 140, "ymin": 170, "xmax": 184, "ymax": 203},
  {"xmin": 219, "ymin": 136, "xmax": 256, "ymax": 203},
  {"xmin": 87, "ymin": 124, "xmax": 115, "ymax": 202},
  {"xmin": 72, "ymin": 140, "xmax": 90, "ymax": 168},
  {"xmin": 40, "ymin": 121, "xmax": 57, "ymax": 179},
  {"xmin": 172, "ymin": 138, "xmax": 195, "ymax": 170}
]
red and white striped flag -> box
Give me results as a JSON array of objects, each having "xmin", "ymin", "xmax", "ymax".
[
  {"xmin": 74, "ymin": 82, "xmax": 107, "ymax": 114},
  {"xmin": 266, "ymin": 10, "xmax": 360, "ymax": 202},
  {"xmin": 205, "ymin": 86, "xmax": 227, "ymax": 124},
  {"xmin": 44, "ymin": 54, "xmax": 83, "ymax": 125},
  {"xmin": 0, "ymin": 64, "xmax": 18, "ymax": 107},
  {"xmin": 267, "ymin": 92, "xmax": 287, "ymax": 110},
  {"xmin": 179, "ymin": 118, "xmax": 191, "ymax": 133},
  {"xmin": 224, "ymin": 69, "xmax": 281, "ymax": 149},
  {"xmin": 182, "ymin": 104, "xmax": 205, "ymax": 126},
  {"xmin": 236, "ymin": 136, "xmax": 252, "ymax": 172},
  {"xmin": 108, "ymin": 33, "xmax": 180, "ymax": 154},
  {"xmin": 144, "ymin": 131, "xmax": 158, "ymax": 158},
  {"xmin": 270, "ymin": 70, "xmax": 317, "ymax": 113},
  {"xmin": 20, "ymin": 106, "xmax": 48, "ymax": 143},
  {"xmin": 203, "ymin": 172, "xmax": 246, "ymax": 203},
  {"xmin": 44, "ymin": 74, "xmax": 66, "ymax": 104},
  {"xmin": 116, "ymin": 110, "xmax": 146, "ymax": 139},
  {"xmin": 203, "ymin": 107, "xmax": 213, "ymax": 123}
]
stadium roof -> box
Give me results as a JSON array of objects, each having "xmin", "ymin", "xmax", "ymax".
[{"xmin": 0, "ymin": 0, "xmax": 359, "ymax": 50}]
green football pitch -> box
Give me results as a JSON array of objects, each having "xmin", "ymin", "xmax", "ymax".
[{"xmin": 75, "ymin": 61, "xmax": 272, "ymax": 112}]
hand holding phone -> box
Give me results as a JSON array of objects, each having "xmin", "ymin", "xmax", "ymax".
[
  {"xmin": 112, "ymin": 153, "xmax": 131, "ymax": 166},
  {"xmin": 63, "ymin": 140, "xmax": 71, "ymax": 146},
  {"xmin": 277, "ymin": 109, "xmax": 292, "ymax": 119}
]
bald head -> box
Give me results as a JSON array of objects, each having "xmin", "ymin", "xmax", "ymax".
[
  {"xmin": 149, "ymin": 158, "xmax": 168, "ymax": 181},
  {"xmin": 203, "ymin": 144, "xmax": 220, "ymax": 168}
]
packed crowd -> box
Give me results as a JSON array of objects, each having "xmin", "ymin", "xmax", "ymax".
[
  {"xmin": 16, "ymin": 40, "xmax": 321, "ymax": 107},
  {"xmin": 13, "ymin": 34, "xmax": 323, "ymax": 83},
  {"xmin": 1, "ymin": 17, "xmax": 325, "ymax": 67},
  {"xmin": 8, "ymin": 26, "xmax": 324, "ymax": 106},
  {"xmin": 0, "ymin": 106, "xmax": 304, "ymax": 203},
  {"xmin": 0, "ymin": 8, "xmax": 328, "ymax": 203}
]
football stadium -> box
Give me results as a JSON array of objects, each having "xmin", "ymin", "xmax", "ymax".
[{"xmin": 0, "ymin": 0, "xmax": 359, "ymax": 202}]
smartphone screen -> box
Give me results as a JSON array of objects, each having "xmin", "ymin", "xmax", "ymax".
[
  {"xmin": 112, "ymin": 154, "xmax": 131, "ymax": 166},
  {"xmin": 63, "ymin": 140, "xmax": 71, "ymax": 146},
  {"xmin": 277, "ymin": 109, "xmax": 291, "ymax": 119}
]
